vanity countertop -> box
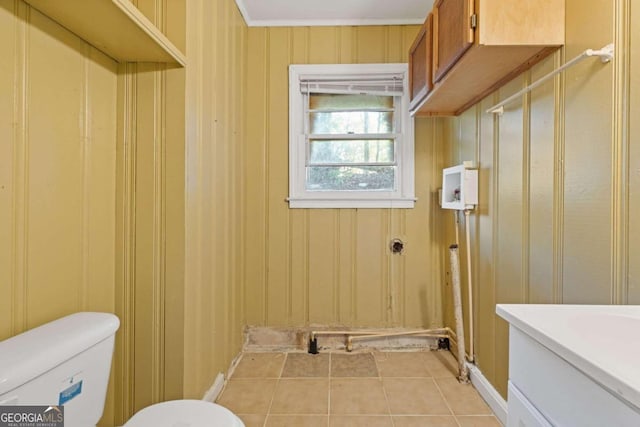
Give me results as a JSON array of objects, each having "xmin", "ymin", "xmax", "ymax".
[{"xmin": 497, "ymin": 304, "xmax": 640, "ymax": 411}]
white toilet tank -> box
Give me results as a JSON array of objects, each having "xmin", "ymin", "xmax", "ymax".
[{"xmin": 0, "ymin": 312, "xmax": 120, "ymax": 427}]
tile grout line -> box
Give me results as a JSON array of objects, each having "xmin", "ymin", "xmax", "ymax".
[
  {"xmin": 327, "ymin": 352, "xmax": 332, "ymax": 427},
  {"xmin": 432, "ymin": 377, "xmax": 463, "ymax": 427},
  {"xmin": 236, "ymin": 349, "xmax": 497, "ymax": 426},
  {"xmin": 262, "ymin": 353, "xmax": 287, "ymax": 427},
  {"xmin": 278, "ymin": 352, "xmax": 287, "ymax": 378},
  {"xmin": 374, "ymin": 351, "xmax": 397, "ymax": 427}
]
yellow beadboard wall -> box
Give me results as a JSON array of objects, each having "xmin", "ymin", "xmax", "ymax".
[
  {"xmin": 10, "ymin": 0, "xmax": 639, "ymax": 421},
  {"xmin": 244, "ymin": 25, "xmax": 448, "ymax": 329},
  {"xmin": 631, "ymin": 0, "xmax": 640, "ymax": 305},
  {"xmin": 114, "ymin": 0, "xmax": 186, "ymax": 423},
  {"xmin": 114, "ymin": 60, "xmax": 186, "ymax": 421},
  {"xmin": 443, "ymin": 0, "xmax": 638, "ymax": 398},
  {"xmin": 0, "ymin": 0, "xmax": 187, "ymax": 425},
  {"xmin": 183, "ymin": 0, "xmax": 247, "ymax": 399},
  {"xmin": 0, "ymin": 0, "xmax": 118, "ymax": 423}
]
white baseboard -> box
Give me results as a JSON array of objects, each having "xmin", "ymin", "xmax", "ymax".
[
  {"xmin": 202, "ymin": 372, "xmax": 225, "ymax": 402},
  {"xmin": 467, "ymin": 362, "xmax": 508, "ymax": 426}
]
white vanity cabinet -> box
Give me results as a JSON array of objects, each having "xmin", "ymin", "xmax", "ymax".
[
  {"xmin": 506, "ymin": 380, "xmax": 551, "ymax": 427},
  {"xmin": 497, "ymin": 304, "xmax": 640, "ymax": 427}
]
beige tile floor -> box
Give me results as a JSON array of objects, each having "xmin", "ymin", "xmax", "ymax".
[{"xmin": 217, "ymin": 350, "xmax": 502, "ymax": 427}]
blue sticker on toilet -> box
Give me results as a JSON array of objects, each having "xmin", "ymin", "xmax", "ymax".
[{"xmin": 59, "ymin": 375, "xmax": 83, "ymax": 405}]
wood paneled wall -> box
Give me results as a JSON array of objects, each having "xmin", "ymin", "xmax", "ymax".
[
  {"xmin": 630, "ymin": 1, "xmax": 640, "ymax": 305},
  {"xmin": 114, "ymin": 59, "xmax": 186, "ymax": 421},
  {"xmin": 444, "ymin": 0, "xmax": 638, "ymax": 398},
  {"xmin": 10, "ymin": 0, "xmax": 637, "ymax": 420},
  {"xmin": 114, "ymin": 0, "xmax": 186, "ymax": 423},
  {"xmin": 0, "ymin": 0, "xmax": 187, "ymax": 425},
  {"xmin": 0, "ymin": 0, "xmax": 118, "ymax": 423},
  {"xmin": 183, "ymin": 0, "xmax": 247, "ymax": 399},
  {"xmin": 244, "ymin": 26, "xmax": 447, "ymax": 329}
]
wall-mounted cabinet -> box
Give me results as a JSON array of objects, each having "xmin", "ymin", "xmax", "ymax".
[
  {"xmin": 23, "ymin": 0, "xmax": 186, "ymax": 66},
  {"xmin": 408, "ymin": 14, "xmax": 433, "ymax": 111},
  {"xmin": 432, "ymin": 0, "xmax": 474, "ymax": 83},
  {"xmin": 409, "ymin": 0, "xmax": 564, "ymax": 116}
]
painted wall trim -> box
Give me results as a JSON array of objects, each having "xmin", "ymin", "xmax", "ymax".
[
  {"xmin": 202, "ymin": 373, "xmax": 225, "ymax": 402},
  {"xmin": 467, "ymin": 362, "xmax": 508, "ymax": 426}
]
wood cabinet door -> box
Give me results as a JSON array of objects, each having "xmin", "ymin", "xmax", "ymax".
[
  {"xmin": 433, "ymin": 0, "xmax": 475, "ymax": 83},
  {"xmin": 409, "ymin": 13, "xmax": 433, "ymax": 109}
]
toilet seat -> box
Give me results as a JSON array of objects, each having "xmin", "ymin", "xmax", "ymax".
[{"xmin": 123, "ymin": 399, "xmax": 244, "ymax": 427}]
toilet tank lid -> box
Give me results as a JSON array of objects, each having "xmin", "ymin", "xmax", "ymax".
[{"xmin": 0, "ymin": 312, "xmax": 120, "ymax": 395}]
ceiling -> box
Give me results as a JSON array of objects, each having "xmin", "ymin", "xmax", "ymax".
[{"xmin": 234, "ymin": 0, "xmax": 433, "ymax": 27}]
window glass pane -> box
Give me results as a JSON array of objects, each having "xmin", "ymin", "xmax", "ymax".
[
  {"xmin": 310, "ymin": 111, "xmax": 393, "ymax": 134},
  {"xmin": 307, "ymin": 166, "xmax": 395, "ymax": 191},
  {"xmin": 309, "ymin": 94, "xmax": 394, "ymax": 135},
  {"xmin": 309, "ymin": 139, "xmax": 394, "ymax": 164}
]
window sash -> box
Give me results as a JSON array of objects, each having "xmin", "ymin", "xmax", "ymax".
[
  {"xmin": 304, "ymin": 94, "xmax": 397, "ymax": 135},
  {"xmin": 307, "ymin": 133, "xmax": 398, "ymax": 140},
  {"xmin": 307, "ymin": 162, "xmax": 397, "ymax": 168},
  {"xmin": 306, "ymin": 135, "xmax": 398, "ymax": 167},
  {"xmin": 288, "ymin": 63, "xmax": 415, "ymax": 208},
  {"xmin": 307, "ymin": 107, "xmax": 395, "ymax": 113},
  {"xmin": 306, "ymin": 165, "xmax": 397, "ymax": 192},
  {"xmin": 303, "ymin": 91, "xmax": 400, "ymax": 185}
]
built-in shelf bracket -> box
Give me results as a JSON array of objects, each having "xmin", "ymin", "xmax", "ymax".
[{"xmin": 486, "ymin": 43, "xmax": 614, "ymax": 115}]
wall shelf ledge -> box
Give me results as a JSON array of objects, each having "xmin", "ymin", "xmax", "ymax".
[{"xmin": 23, "ymin": 0, "xmax": 186, "ymax": 66}]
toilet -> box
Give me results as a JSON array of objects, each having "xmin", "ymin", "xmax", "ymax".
[{"xmin": 0, "ymin": 312, "xmax": 244, "ymax": 427}]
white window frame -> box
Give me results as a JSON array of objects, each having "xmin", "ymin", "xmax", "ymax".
[{"xmin": 288, "ymin": 63, "xmax": 415, "ymax": 209}]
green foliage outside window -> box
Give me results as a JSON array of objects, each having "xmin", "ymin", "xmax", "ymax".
[{"xmin": 306, "ymin": 93, "xmax": 396, "ymax": 191}]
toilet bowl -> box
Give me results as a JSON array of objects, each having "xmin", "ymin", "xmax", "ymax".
[
  {"xmin": 124, "ymin": 399, "xmax": 244, "ymax": 427},
  {"xmin": 0, "ymin": 312, "xmax": 244, "ymax": 427}
]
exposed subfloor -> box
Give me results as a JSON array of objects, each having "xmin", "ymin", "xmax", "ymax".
[{"xmin": 216, "ymin": 350, "xmax": 501, "ymax": 427}]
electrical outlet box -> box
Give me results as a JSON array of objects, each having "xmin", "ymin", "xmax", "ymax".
[{"xmin": 441, "ymin": 164, "xmax": 478, "ymax": 210}]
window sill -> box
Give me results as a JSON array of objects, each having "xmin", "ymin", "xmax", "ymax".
[{"xmin": 287, "ymin": 197, "xmax": 416, "ymax": 209}]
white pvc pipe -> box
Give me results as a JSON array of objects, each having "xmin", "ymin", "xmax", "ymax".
[
  {"xmin": 311, "ymin": 330, "xmax": 386, "ymax": 339},
  {"xmin": 454, "ymin": 210, "xmax": 473, "ymax": 362},
  {"xmin": 344, "ymin": 328, "xmax": 449, "ymax": 351},
  {"xmin": 464, "ymin": 209, "xmax": 474, "ymax": 362},
  {"xmin": 449, "ymin": 244, "xmax": 469, "ymax": 382},
  {"xmin": 311, "ymin": 328, "xmax": 452, "ymax": 352},
  {"xmin": 311, "ymin": 328, "xmax": 448, "ymax": 339}
]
